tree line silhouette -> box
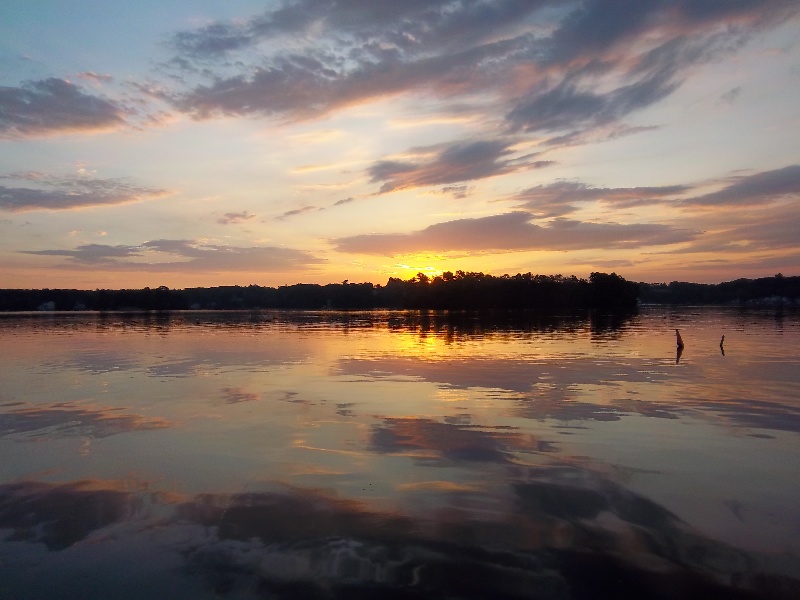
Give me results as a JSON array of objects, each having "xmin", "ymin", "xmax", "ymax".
[
  {"xmin": 638, "ymin": 274, "xmax": 799, "ymax": 305},
  {"xmin": 1, "ymin": 272, "xmax": 796, "ymax": 313},
  {"xmin": 0, "ymin": 271, "xmax": 638, "ymax": 312}
]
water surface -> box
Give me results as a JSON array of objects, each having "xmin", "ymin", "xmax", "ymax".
[{"xmin": 1, "ymin": 307, "xmax": 798, "ymax": 599}]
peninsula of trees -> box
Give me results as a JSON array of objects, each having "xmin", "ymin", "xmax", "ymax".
[{"xmin": 0, "ymin": 272, "xmax": 796, "ymax": 313}]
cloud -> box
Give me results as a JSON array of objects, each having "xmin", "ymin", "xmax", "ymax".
[
  {"xmin": 22, "ymin": 238, "xmax": 326, "ymax": 272},
  {"xmin": 508, "ymin": 0, "xmax": 798, "ymax": 134},
  {"xmin": 276, "ymin": 206, "xmax": 318, "ymax": 220},
  {"xmin": 544, "ymin": 0, "xmax": 795, "ymax": 65},
  {"xmin": 332, "ymin": 211, "xmax": 697, "ymax": 255},
  {"xmin": 511, "ymin": 181, "xmax": 689, "ymax": 216},
  {"xmin": 141, "ymin": 239, "xmax": 326, "ymax": 271},
  {"xmin": 170, "ymin": 36, "xmax": 529, "ymax": 121},
  {"xmin": 506, "ymin": 71, "xmax": 681, "ymax": 133},
  {"xmin": 164, "ymin": 3, "xmax": 545, "ymax": 120},
  {"xmin": 76, "ymin": 71, "xmax": 114, "ymax": 83},
  {"xmin": 508, "ymin": 165, "xmax": 800, "ymax": 219},
  {"xmin": 169, "ymin": 20, "xmax": 254, "ymax": 58},
  {"xmin": 217, "ymin": 211, "xmax": 256, "ymax": 225},
  {"xmin": 168, "ymin": 1, "xmax": 550, "ymax": 61},
  {"xmin": 0, "ymin": 78, "xmax": 125, "ymax": 138},
  {"xmin": 435, "ymin": 185, "xmax": 470, "ymax": 199},
  {"xmin": 723, "ymin": 210, "xmax": 800, "ymax": 251},
  {"xmin": 0, "ymin": 172, "xmax": 171, "ymax": 212},
  {"xmin": 160, "ymin": 0, "xmax": 798, "ymax": 141},
  {"xmin": 669, "ymin": 195, "xmax": 800, "ymax": 256},
  {"xmin": 505, "ymin": 29, "xmax": 723, "ymax": 134},
  {"xmin": 681, "ymin": 165, "xmax": 800, "ymax": 207},
  {"xmin": 367, "ymin": 139, "xmax": 547, "ymax": 193},
  {"xmin": 720, "ymin": 86, "xmax": 742, "ymax": 104},
  {"xmin": 24, "ymin": 244, "xmax": 143, "ymax": 263}
]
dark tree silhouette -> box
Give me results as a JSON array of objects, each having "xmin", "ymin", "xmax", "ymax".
[{"xmin": 6, "ymin": 272, "xmax": 794, "ymax": 313}]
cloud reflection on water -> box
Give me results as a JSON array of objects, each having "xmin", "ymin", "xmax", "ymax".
[
  {"xmin": 1, "ymin": 474, "xmax": 797, "ymax": 599},
  {"xmin": 338, "ymin": 354, "xmax": 667, "ymax": 390},
  {"xmin": 337, "ymin": 352, "xmax": 800, "ymax": 435},
  {"xmin": 221, "ymin": 386, "xmax": 261, "ymax": 405},
  {"xmin": 370, "ymin": 417, "xmax": 555, "ymax": 464},
  {"xmin": 0, "ymin": 402, "xmax": 171, "ymax": 440}
]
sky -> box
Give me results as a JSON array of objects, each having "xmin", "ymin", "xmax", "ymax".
[{"xmin": 1, "ymin": 0, "xmax": 799, "ymax": 289}]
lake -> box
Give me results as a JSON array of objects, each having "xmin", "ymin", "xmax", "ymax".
[{"xmin": 1, "ymin": 306, "xmax": 798, "ymax": 599}]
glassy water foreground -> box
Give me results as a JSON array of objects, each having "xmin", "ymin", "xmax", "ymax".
[{"xmin": 1, "ymin": 307, "xmax": 798, "ymax": 600}]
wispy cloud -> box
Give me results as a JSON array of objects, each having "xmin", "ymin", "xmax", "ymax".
[
  {"xmin": 720, "ymin": 86, "xmax": 742, "ymax": 105},
  {"xmin": 0, "ymin": 78, "xmax": 125, "ymax": 138},
  {"xmin": 163, "ymin": 4, "xmax": 540, "ymax": 121},
  {"xmin": 332, "ymin": 211, "xmax": 697, "ymax": 255},
  {"xmin": 217, "ymin": 211, "xmax": 256, "ymax": 225},
  {"xmin": 22, "ymin": 238, "xmax": 326, "ymax": 272},
  {"xmin": 161, "ymin": 0, "xmax": 798, "ymax": 142},
  {"xmin": 276, "ymin": 206, "xmax": 318, "ymax": 220},
  {"xmin": 76, "ymin": 72, "xmax": 114, "ymax": 83},
  {"xmin": 0, "ymin": 172, "xmax": 171, "ymax": 212},
  {"xmin": 494, "ymin": 165, "xmax": 800, "ymax": 260},
  {"xmin": 511, "ymin": 181, "xmax": 689, "ymax": 217},
  {"xmin": 505, "ymin": 68, "xmax": 682, "ymax": 134},
  {"xmin": 507, "ymin": 165, "xmax": 800, "ymax": 217},
  {"xmin": 368, "ymin": 139, "xmax": 548, "ymax": 193},
  {"xmin": 434, "ymin": 185, "xmax": 471, "ymax": 199},
  {"xmin": 506, "ymin": 0, "xmax": 795, "ymax": 134},
  {"xmin": 23, "ymin": 243, "xmax": 143, "ymax": 263},
  {"xmin": 670, "ymin": 193, "xmax": 800, "ymax": 256},
  {"xmin": 680, "ymin": 165, "xmax": 800, "ymax": 207}
]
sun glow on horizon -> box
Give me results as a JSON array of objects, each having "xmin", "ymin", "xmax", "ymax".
[{"xmin": 390, "ymin": 260, "xmax": 445, "ymax": 281}]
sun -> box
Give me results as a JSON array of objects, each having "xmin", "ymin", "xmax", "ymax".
[{"xmin": 392, "ymin": 258, "xmax": 445, "ymax": 281}]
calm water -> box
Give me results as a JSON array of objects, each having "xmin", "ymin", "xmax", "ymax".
[{"xmin": 1, "ymin": 307, "xmax": 798, "ymax": 599}]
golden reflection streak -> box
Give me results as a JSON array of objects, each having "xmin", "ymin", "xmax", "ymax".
[
  {"xmin": 290, "ymin": 443, "xmax": 366, "ymax": 456},
  {"xmin": 395, "ymin": 481, "xmax": 481, "ymax": 493},
  {"xmin": 390, "ymin": 331, "xmax": 451, "ymax": 358},
  {"xmin": 287, "ymin": 466, "xmax": 355, "ymax": 476}
]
